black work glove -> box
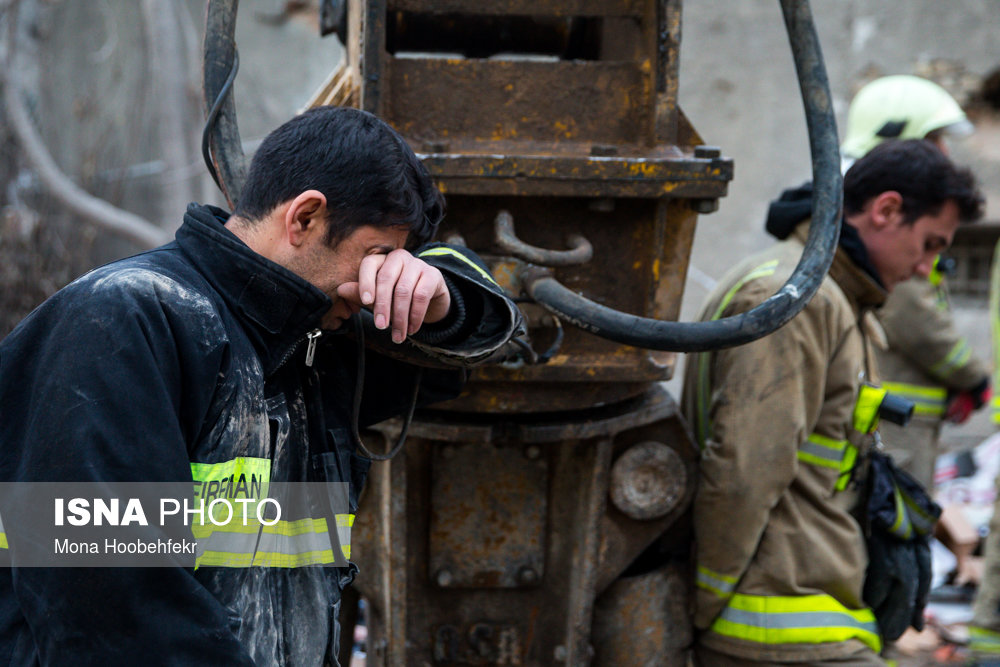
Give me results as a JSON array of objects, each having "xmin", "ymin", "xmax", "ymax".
[{"xmin": 863, "ymin": 530, "xmax": 918, "ymax": 641}]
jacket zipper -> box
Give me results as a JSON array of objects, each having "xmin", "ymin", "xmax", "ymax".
[
  {"xmin": 304, "ymin": 329, "xmax": 323, "ymax": 367},
  {"xmin": 271, "ymin": 328, "xmax": 323, "ymax": 373}
]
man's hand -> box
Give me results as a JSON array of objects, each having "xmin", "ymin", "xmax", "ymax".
[{"xmin": 337, "ymin": 249, "xmax": 451, "ymax": 343}]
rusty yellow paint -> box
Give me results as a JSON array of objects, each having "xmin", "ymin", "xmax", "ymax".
[
  {"xmin": 627, "ymin": 162, "xmax": 660, "ymax": 177},
  {"xmin": 547, "ymin": 355, "xmax": 569, "ymax": 366},
  {"xmin": 632, "ymin": 260, "xmax": 642, "ymax": 270},
  {"xmin": 652, "ymin": 258, "xmax": 661, "ymax": 282}
]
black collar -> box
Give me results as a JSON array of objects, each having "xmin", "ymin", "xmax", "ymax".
[{"xmin": 175, "ymin": 203, "xmax": 331, "ymax": 375}]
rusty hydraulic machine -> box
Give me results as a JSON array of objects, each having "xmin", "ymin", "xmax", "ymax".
[{"xmin": 203, "ymin": 0, "xmax": 843, "ymax": 664}]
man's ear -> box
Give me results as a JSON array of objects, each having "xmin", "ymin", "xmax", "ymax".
[
  {"xmin": 869, "ymin": 191, "xmax": 904, "ymax": 229},
  {"xmin": 283, "ymin": 190, "xmax": 328, "ymax": 246}
]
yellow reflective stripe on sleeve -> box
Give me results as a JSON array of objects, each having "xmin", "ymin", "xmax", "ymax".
[
  {"xmin": 929, "ymin": 339, "xmax": 973, "ymax": 379},
  {"xmin": 696, "ymin": 564, "xmax": 738, "ymax": 598},
  {"xmin": 709, "ymin": 593, "xmax": 881, "ymax": 653},
  {"xmin": 853, "ymin": 385, "xmax": 886, "ymax": 434},
  {"xmin": 881, "ymin": 382, "xmax": 947, "ymax": 418},
  {"xmin": 992, "ymin": 394, "xmax": 1000, "ymax": 424},
  {"xmin": 417, "ymin": 247, "xmax": 499, "ymax": 286},
  {"xmin": 798, "ymin": 433, "xmax": 846, "ymax": 470},
  {"xmin": 0, "ymin": 512, "xmax": 6, "ymax": 550},
  {"xmin": 694, "ymin": 260, "xmax": 780, "ymax": 449},
  {"xmin": 970, "ymin": 625, "xmax": 1000, "ymax": 652}
]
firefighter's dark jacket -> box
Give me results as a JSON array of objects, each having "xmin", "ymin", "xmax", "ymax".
[{"xmin": 0, "ymin": 203, "xmax": 523, "ymax": 665}]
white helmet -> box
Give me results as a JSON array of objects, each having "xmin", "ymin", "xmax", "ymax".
[{"xmin": 841, "ymin": 75, "xmax": 973, "ymax": 160}]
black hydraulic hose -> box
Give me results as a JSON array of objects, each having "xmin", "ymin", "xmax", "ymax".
[
  {"xmin": 525, "ymin": 0, "xmax": 841, "ymax": 353},
  {"xmin": 203, "ymin": 0, "xmax": 246, "ymax": 207}
]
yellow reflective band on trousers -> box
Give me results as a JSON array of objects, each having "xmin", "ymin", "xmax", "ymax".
[
  {"xmin": 709, "ymin": 593, "xmax": 881, "ymax": 653},
  {"xmin": 853, "ymin": 385, "xmax": 885, "ymax": 434},
  {"xmin": 417, "ymin": 247, "xmax": 499, "ymax": 286},
  {"xmin": 970, "ymin": 626, "xmax": 1000, "ymax": 652},
  {"xmin": 694, "ymin": 260, "xmax": 780, "ymax": 449},
  {"xmin": 881, "ymin": 382, "xmax": 946, "ymax": 418},
  {"xmin": 929, "ymin": 339, "xmax": 973, "ymax": 380},
  {"xmin": 696, "ymin": 564, "xmax": 737, "ymax": 599}
]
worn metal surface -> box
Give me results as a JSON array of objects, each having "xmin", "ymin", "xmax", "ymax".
[
  {"xmin": 591, "ymin": 563, "xmax": 692, "ymax": 666},
  {"xmin": 609, "ymin": 441, "xmax": 687, "ymax": 520},
  {"xmin": 429, "ymin": 442, "xmax": 549, "ymax": 589}
]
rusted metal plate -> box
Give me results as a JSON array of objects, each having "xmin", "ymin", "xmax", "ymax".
[
  {"xmin": 388, "ymin": 59, "xmax": 650, "ymax": 146},
  {"xmin": 429, "ymin": 443, "xmax": 548, "ymax": 588},
  {"xmin": 387, "ymin": 0, "xmax": 644, "ymax": 17}
]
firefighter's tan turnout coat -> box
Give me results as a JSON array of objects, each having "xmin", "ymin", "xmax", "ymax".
[
  {"xmin": 876, "ymin": 274, "xmax": 989, "ymax": 488},
  {"xmin": 682, "ymin": 227, "xmax": 887, "ymax": 662}
]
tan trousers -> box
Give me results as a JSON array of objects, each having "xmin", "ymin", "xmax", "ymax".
[{"xmin": 691, "ymin": 644, "xmax": 886, "ymax": 666}]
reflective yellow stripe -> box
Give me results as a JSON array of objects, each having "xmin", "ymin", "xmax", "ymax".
[
  {"xmin": 709, "ymin": 593, "xmax": 881, "ymax": 653},
  {"xmin": 0, "ymin": 533, "xmax": 7, "ymax": 550},
  {"xmin": 929, "ymin": 339, "xmax": 972, "ymax": 379},
  {"xmin": 798, "ymin": 433, "xmax": 846, "ymax": 470},
  {"xmin": 190, "ymin": 456, "xmax": 271, "ymax": 500},
  {"xmin": 881, "ymin": 382, "xmax": 946, "ymax": 418},
  {"xmin": 418, "ymin": 247, "xmax": 499, "ymax": 286},
  {"xmin": 888, "ymin": 484, "xmax": 913, "ymax": 540},
  {"xmin": 194, "ymin": 515, "xmax": 350, "ymax": 568},
  {"xmin": 853, "ymin": 385, "xmax": 885, "ymax": 434},
  {"xmin": 837, "ymin": 443, "xmax": 858, "ymax": 492},
  {"xmin": 928, "ymin": 256, "xmax": 944, "ymax": 287},
  {"xmin": 970, "ymin": 625, "xmax": 1000, "ymax": 651},
  {"xmin": 695, "ymin": 260, "xmax": 780, "ymax": 449},
  {"xmin": 899, "ymin": 488, "xmax": 937, "ymax": 537},
  {"xmin": 696, "ymin": 564, "xmax": 738, "ymax": 598}
]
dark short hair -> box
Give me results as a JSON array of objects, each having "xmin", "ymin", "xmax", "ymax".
[
  {"xmin": 843, "ymin": 139, "xmax": 983, "ymax": 224},
  {"xmin": 233, "ymin": 106, "xmax": 444, "ymax": 248}
]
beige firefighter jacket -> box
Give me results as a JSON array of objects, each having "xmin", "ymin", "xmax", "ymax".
[
  {"xmin": 681, "ymin": 227, "xmax": 887, "ymax": 662},
  {"xmin": 876, "ymin": 274, "xmax": 989, "ymax": 424}
]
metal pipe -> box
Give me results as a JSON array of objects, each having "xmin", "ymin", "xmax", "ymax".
[
  {"xmin": 525, "ymin": 0, "xmax": 841, "ymax": 352},
  {"xmin": 494, "ymin": 210, "xmax": 594, "ymax": 267}
]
